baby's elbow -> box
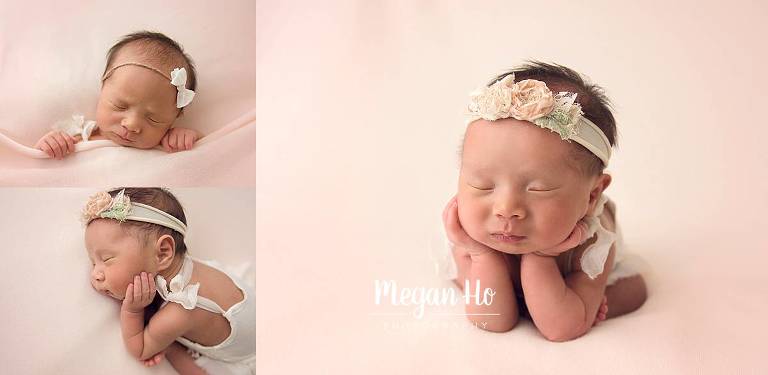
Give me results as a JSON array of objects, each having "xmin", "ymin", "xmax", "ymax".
[
  {"xmin": 540, "ymin": 324, "xmax": 589, "ymax": 342},
  {"xmin": 470, "ymin": 316, "xmax": 518, "ymax": 333}
]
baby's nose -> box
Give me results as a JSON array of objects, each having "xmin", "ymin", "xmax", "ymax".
[
  {"xmin": 121, "ymin": 116, "xmax": 142, "ymax": 133},
  {"xmin": 91, "ymin": 269, "xmax": 105, "ymax": 282}
]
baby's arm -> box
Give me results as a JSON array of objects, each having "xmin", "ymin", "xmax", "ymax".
[
  {"xmin": 121, "ymin": 272, "xmax": 194, "ymax": 360},
  {"xmin": 161, "ymin": 127, "xmax": 200, "ymax": 153},
  {"xmin": 34, "ymin": 131, "xmax": 79, "ymax": 159},
  {"xmin": 443, "ymin": 197, "xmax": 518, "ymax": 332},
  {"xmin": 520, "ymin": 245, "xmax": 616, "ymax": 342}
]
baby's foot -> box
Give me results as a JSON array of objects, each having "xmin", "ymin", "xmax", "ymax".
[{"xmin": 593, "ymin": 295, "xmax": 608, "ymax": 326}]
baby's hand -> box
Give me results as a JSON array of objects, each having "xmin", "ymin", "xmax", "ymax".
[
  {"xmin": 161, "ymin": 127, "xmax": 199, "ymax": 153},
  {"xmin": 442, "ymin": 195, "xmax": 496, "ymax": 257},
  {"xmin": 34, "ymin": 130, "xmax": 77, "ymax": 159},
  {"xmin": 121, "ymin": 272, "xmax": 157, "ymax": 314},
  {"xmin": 533, "ymin": 219, "xmax": 590, "ymax": 257}
]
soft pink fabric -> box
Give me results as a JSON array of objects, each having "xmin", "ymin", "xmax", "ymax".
[
  {"xmin": 0, "ymin": 110, "xmax": 254, "ymax": 186},
  {"xmin": 0, "ymin": 0, "xmax": 255, "ymax": 186}
]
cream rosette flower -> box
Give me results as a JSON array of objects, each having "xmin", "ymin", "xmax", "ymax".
[
  {"xmin": 509, "ymin": 79, "xmax": 555, "ymax": 121},
  {"xmin": 468, "ymin": 74, "xmax": 515, "ymax": 121},
  {"xmin": 81, "ymin": 191, "xmax": 113, "ymax": 224},
  {"xmin": 81, "ymin": 189, "xmax": 132, "ymax": 225}
]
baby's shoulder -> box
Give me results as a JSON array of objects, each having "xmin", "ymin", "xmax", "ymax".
[{"xmin": 191, "ymin": 260, "xmax": 245, "ymax": 312}]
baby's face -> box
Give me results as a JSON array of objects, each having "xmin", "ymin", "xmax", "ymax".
[
  {"xmin": 95, "ymin": 65, "xmax": 180, "ymax": 149},
  {"xmin": 85, "ymin": 219, "xmax": 156, "ymax": 300},
  {"xmin": 458, "ymin": 118, "xmax": 600, "ymax": 254}
]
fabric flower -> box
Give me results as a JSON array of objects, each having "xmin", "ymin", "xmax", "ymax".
[
  {"xmin": 532, "ymin": 92, "xmax": 583, "ymax": 140},
  {"xmin": 81, "ymin": 191, "xmax": 114, "ymax": 224},
  {"xmin": 99, "ymin": 189, "xmax": 132, "ymax": 222},
  {"xmin": 509, "ymin": 79, "xmax": 555, "ymax": 121},
  {"xmin": 468, "ymin": 74, "xmax": 515, "ymax": 121}
]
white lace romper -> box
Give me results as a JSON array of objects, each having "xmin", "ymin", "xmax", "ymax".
[{"xmin": 155, "ymin": 255, "xmax": 255, "ymax": 375}]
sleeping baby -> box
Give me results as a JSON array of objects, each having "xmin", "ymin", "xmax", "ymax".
[
  {"xmin": 34, "ymin": 31, "xmax": 200, "ymax": 159},
  {"xmin": 441, "ymin": 61, "xmax": 647, "ymax": 341}
]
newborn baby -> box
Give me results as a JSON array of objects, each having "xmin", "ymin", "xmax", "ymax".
[
  {"xmin": 35, "ymin": 31, "xmax": 200, "ymax": 159},
  {"xmin": 442, "ymin": 61, "xmax": 647, "ymax": 341}
]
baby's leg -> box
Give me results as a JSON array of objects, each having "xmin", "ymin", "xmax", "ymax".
[{"xmin": 604, "ymin": 274, "xmax": 647, "ymax": 319}]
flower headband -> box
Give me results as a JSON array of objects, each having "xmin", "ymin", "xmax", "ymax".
[
  {"xmin": 102, "ymin": 62, "xmax": 196, "ymax": 108},
  {"xmin": 81, "ymin": 189, "xmax": 187, "ymax": 236},
  {"xmin": 467, "ymin": 74, "xmax": 612, "ymax": 166}
]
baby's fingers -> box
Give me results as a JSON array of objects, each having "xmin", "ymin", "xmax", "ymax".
[
  {"xmin": 183, "ymin": 132, "xmax": 195, "ymax": 150},
  {"xmin": 53, "ymin": 132, "xmax": 75, "ymax": 155},
  {"xmin": 51, "ymin": 133, "xmax": 70, "ymax": 158},
  {"xmin": 443, "ymin": 199, "xmax": 462, "ymax": 241},
  {"xmin": 140, "ymin": 272, "xmax": 150, "ymax": 294},
  {"xmin": 168, "ymin": 130, "xmax": 180, "ymax": 151},
  {"xmin": 124, "ymin": 283, "xmax": 134, "ymax": 305},
  {"xmin": 37, "ymin": 138, "xmax": 54, "ymax": 158},
  {"xmin": 134, "ymin": 275, "xmax": 143, "ymax": 300},
  {"xmin": 442, "ymin": 196, "xmax": 457, "ymax": 226},
  {"xmin": 148, "ymin": 273, "xmax": 156, "ymax": 298},
  {"xmin": 161, "ymin": 133, "xmax": 172, "ymax": 153},
  {"xmin": 43, "ymin": 137, "xmax": 63, "ymax": 159}
]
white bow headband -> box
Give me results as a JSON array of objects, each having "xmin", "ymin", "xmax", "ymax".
[
  {"xmin": 102, "ymin": 62, "xmax": 196, "ymax": 108},
  {"xmin": 82, "ymin": 189, "xmax": 187, "ymax": 236},
  {"xmin": 467, "ymin": 74, "xmax": 612, "ymax": 166}
]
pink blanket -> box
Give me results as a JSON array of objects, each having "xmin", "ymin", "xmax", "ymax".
[{"xmin": 0, "ymin": 110, "xmax": 255, "ymax": 186}]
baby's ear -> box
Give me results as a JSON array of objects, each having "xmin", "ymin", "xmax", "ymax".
[
  {"xmin": 586, "ymin": 173, "xmax": 612, "ymax": 216},
  {"xmin": 155, "ymin": 234, "xmax": 176, "ymax": 271}
]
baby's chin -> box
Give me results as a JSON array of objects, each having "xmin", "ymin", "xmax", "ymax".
[
  {"xmin": 104, "ymin": 132, "xmax": 159, "ymax": 149},
  {"xmin": 477, "ymin": 237, "xmax": 533, "ymax": 255},
  {"xmin": 104, "ymin": 289, "xmax": 124, "ymax": 300}
]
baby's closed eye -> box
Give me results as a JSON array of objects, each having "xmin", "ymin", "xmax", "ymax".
[
  {"xmin": 110, "ymin": 101, "xmax": 127, "ymax": 111},
  {"xmin": 528, "ymin": 186, "xmax": 558, "ymax": 192},
  {"xmin": 468, "ymin": 182, "xmax": 494, "ymax": 191}
]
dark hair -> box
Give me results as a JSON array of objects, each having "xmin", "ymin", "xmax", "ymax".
[
  {"xmin": 106, "ymin": 187, "xmax": 188, "ymax": 256},
  {"xmin": 103, "ymin": 31, "xmax": 197, "ymax": 113},
  {"xmin": 489, "ymin": 61, "xmax": 617, "ymax": 176}
]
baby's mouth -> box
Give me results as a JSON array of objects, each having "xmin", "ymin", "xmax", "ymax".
[
  {"xmin": 490, "ymin": 233, "xmax": 526, "ymax": 243},
  {"xmin": 112, "ymin": 132, "xmax": 134, "ymax": 143}
]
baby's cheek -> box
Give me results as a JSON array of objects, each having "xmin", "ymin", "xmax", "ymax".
[
  {"xmin": 458, "ymin": 200, "xmax": 488, "ymax": 238},
  {"xmin": 136, "ymin": 128, "xmax": 167, "ymax": 149},
  {"xmin": 538, "ymin": 212, "xmax": 577, "ymax": 247}
]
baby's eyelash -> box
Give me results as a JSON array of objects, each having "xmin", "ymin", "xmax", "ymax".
[
  {"xmin": 469, "ymin": 183, "xmax": 493, "ymax": 191},
  {"xmin": 528, "ymin": 187, "xmax": 558, "ymax": 192}
]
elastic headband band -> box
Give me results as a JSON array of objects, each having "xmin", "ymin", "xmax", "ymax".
[
  {"xmin": 102, "ymin": 62, "xmax": 170, "ymax": 81},
  {"xmin": 101, "ymin": 62, "xmax": 196, "ymax": 108},
  {"xmin": 82, "ymin": 189, "xmax": 187, "ymax": 236},
  {"xmin": 466, "ymin": 74, "xmax": 612, "ymax": 166},
  {"xmin": 126, "ymin": 202, "xmax": 187, "ymax": 236}
]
